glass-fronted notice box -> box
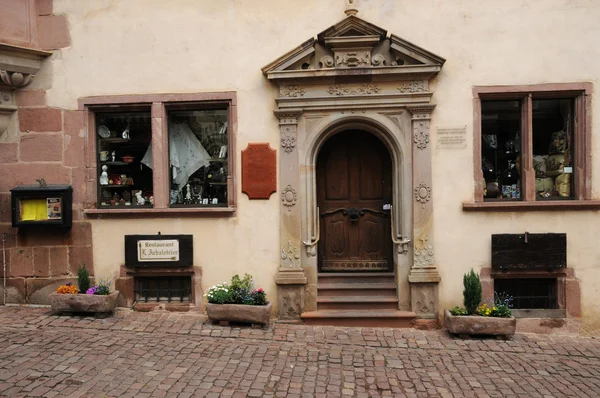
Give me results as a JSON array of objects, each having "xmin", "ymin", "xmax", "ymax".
[{"xmin": 11, "ymin": 185, "xmax": 73, "ymax": 228}]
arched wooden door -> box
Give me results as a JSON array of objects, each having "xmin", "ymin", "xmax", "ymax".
[{"xmin": 317, "ymin": 130, "xmax": 393, "ymax": 272}]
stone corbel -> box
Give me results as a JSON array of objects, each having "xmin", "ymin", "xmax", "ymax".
[
  {"xmin": 0, "ymin": 44, "xmax": 51, "ymax": 135},
  {"xmin": 0, "ymin": 70, "xmax": 34, "ymax": 88}
]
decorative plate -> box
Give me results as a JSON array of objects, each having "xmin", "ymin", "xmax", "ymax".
[{"xmin": 98, "ymin": 125, "xmax": 111, "ymax": 138}]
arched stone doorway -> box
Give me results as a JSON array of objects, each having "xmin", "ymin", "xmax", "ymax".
[{"xmin": 263, "ymin": 14, "xmax": 445, "ymax": 326}]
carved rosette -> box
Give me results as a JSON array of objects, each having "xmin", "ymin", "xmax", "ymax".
[
  {"xmin": 281, "ymin": 240, "xmax": 301, "ymax": 269},
  {"xmin": 414, "ymin": 183, "xmax": 431, "ymax": 208},
  {"xmin": 398, "ymin": 81, "xmax": 427, "ymax": 93},
  {"xmin": 327, "ymin": 84, "xmax": 381, "ymax": 96},
  {"xmin": 0, "ymin": 70, "xmax": 34, "ymax": 89},
  {"xmin": 282, "ymin": 185, "xmax": 297, "ymax": 211},
  {"xmin": 413, "ymin": 121, "xmax": 430, "ymax": 150},
  {"xmin": 281, "ymin": 85, "xmax": 306, "ymax": 97}
]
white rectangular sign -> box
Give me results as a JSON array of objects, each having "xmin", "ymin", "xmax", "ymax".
[{"xmin": 137, "ymin": 240, "xmax": 180, "ymax": 262}]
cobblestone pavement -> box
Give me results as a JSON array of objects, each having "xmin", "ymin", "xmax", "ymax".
[{"xmin": 0, "ymin": 307, "xmax": 599, "ymax": 397}]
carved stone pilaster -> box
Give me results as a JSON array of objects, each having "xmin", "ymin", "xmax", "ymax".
[
  {"xmin": 274, "ymin": 108, "xmax": 306, "ymax": 322},
  {"xmin": 407, "ymin": 105, "xmax": 440, "ymax": 319}
]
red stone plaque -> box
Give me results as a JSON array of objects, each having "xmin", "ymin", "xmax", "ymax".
[{"xmin": 242, "ymin": 143, "xmax": 276, "ymax": 199}]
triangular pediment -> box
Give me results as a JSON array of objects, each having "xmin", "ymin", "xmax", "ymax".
[{"xmin": 262, "ymin": 16, "xmax": 445, "ymax": 81}]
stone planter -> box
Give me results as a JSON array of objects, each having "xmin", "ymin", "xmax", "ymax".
[
  {"xmin": 206, "ymin": 302, "xmax": 272, "ymax": 325},
  {"xmin": 444, "ymin": 310, "xmax": 516, "ymax": 337},
  {"xmin": 49, "ymin": 291, "xmax": 119, "ymax": 314}
]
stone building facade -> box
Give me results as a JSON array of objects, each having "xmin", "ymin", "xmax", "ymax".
[{"xmin": 1, "ymin": 0, "xmax": 599, "ymax": 333}]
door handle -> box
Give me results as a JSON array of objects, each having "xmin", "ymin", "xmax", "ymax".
[
  {"xmin": 303, "ymin": 206, "xmax": 320, "ymax": 256},
  {"xmin": 390, "ymin": 205, "xmax": 410, "ymax": 254}
]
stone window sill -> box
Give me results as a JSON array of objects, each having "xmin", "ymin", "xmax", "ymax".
[
  {"xmin": 511, "ymin": 309, "xmax": 566, "ymax": 319},
  {"xmin": 462, "ymin": 200, "xmax": 600, "ymax": 212},
  {"xmin": 84, "ymin": 207, "xmax": 236, "ymax": 218}
]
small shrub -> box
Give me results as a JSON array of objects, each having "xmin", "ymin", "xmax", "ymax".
[
  {"xmin": 77, "ymin": 264, "xmax": 90, "ymax": 294},
  {"xmin": 230, "ymin": 274, "xmax": 254, "ymax": 304},
  {"xmin": 450, "ymin": 306, "xmax": 468, "ymax": 316},
  {"xmin": 463, "ymin": 269, "xmax": 482, "ymax": 315}
]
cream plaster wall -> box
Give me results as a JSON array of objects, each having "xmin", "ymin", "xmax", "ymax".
[{"xmin": 34, "ymin": 0, "xmax": 600, "ymax": 327}]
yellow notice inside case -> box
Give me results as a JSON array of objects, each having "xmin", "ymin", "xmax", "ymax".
[{"xmin": 20, "ymin": 199, "xmax": 48, "ymax": 221}]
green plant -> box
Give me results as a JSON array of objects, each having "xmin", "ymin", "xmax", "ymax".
[
  {"xmin": 463, "ymin": 269, "xmax": 482, "ymax": 315},
  {"xmin": 250, "ymin": 288, "xmax": 267, "ymax": 306},
  {"xmin": 77, "ymin": 264, "xmax": 90, "ymax": 294},
  {"xmin": 450, "ymin": 306, "xmax": 468, "ymax": 316},
  {"xmin": 476, "ymin": 292, "xmax": 513, "ymax": 317},
  {"xmin": 95, "ymin": 279, "xmax": 111, "ymax": 295},
  {"xmin": 205, "ymin": 283, "xmax": 233, "ymax": 304},
  {"xmin": 230, "ymin": 274, "xmax": 254, "ymax": 304}
]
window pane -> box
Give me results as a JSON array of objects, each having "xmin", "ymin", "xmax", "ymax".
[
  {"xmin": 533, "ymin": 99, "xmax": 573, "ymax": 200},
  {"xmin": 481, "ymin": 100, "xmax": 522, "ymax": 200},
  {"xmin": 96, "ymin": 111, "xmax": 153, "ymax": 208},
  {"xmin": 168, "ymin": 109, "xmax": 228, "ymax": 206}
]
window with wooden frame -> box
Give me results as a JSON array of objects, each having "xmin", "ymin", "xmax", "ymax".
[
  {"xmin": 80, "ymin": 92, "xmax": 236, "ymax": 215},
  {"xmin": 465, "ymin": 83, "xmax": 598, "ymax": 211}
]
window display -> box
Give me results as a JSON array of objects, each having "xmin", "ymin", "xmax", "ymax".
[
  {"xmin": 164, "ymin": 109, "xmax": 229, "ymax": 207},
  {"xmin": 96, "ymin": 111, "xmax": 153, "ymax": 208},
  {"xmin": 481, "ymin": 100, "xmax": 522, "ymax": 200},
  {"xmin": 532, "ymin": 99, "xmax": 573, "ymax": 199}
]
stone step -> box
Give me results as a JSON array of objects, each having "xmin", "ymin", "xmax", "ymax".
[
  {"xmin": 317, "ymin": 272, "xmax": 395, "ymax": 284},
  {"xmin": 317, "ymin": 295, "xmax": 399, "ymax": 310},
  {"xmin": 301, "ymin": 309, "xmax": 416, "ymax": 328},
  {"xmin": 317, "ymin": 282, "xmax": 397, "ymax": 297}
]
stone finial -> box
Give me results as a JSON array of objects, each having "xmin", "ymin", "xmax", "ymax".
[{"xmin": 345, "ymin": 0, "xmax": 358, "ymax": 16}]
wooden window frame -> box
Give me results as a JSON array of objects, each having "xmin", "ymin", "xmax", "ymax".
[
  {"xmin": 79, "ymin": 92, "xmax": 237, "ymax": 217},
  {"xmin": 464, "ymin": 82, "xmax": 600, "ymax": 211}
]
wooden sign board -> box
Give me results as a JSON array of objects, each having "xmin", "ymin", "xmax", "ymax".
[
  {"xmin": 491, "ymin": 233, "xmax": 566, "ymax": 270},
  {"xmin": 242, "ymin": 143, "xmax": 277, "ymax": 199},
  {"xmin": 125, "ymin": 234, "xmax": 193, "ymax": 268}
]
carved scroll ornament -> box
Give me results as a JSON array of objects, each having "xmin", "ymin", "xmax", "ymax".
[
  {"xmin": 0, "ymin": 70, "xmax": 34, "ymax": 88},
  {"xmin": 281, "ymin": 85, "xmax": 306, "ymax": 97},
  {"xmin": 327, "ymin": 84, "xmax": 380, "ymax": 96},
  {"xmin": 398, "ymin": 81, "xmax": 426, "ymax": 93},
  {"xmin": 281, "ymin": 240, "xmax": 301, "ymax": 268},
  {"xmin": 413, "ymin": 121, "xmax": 430, "ymax": 150}
]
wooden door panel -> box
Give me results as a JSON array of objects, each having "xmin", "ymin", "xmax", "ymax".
[
  {"xmin": 317, "ymin": 130, "xmax": 393, "ymax": 272},
  {"xmin": 326, "ymin": 218, "xmax": 346, "ymax": 255},
  {"xmin": 324, "ymin": 142, "xmax": 349, "ymax": 200},
  {"xmin": 359, "ymin": 145, "xmax": 384, "ymax": 200}
]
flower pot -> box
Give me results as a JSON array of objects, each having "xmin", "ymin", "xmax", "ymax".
[
  {"xmin": 444, "ymin": 310, "xmax": 516, "ymax": 337},
  {"xmin": 206, "ymin": 302, "xmax": 272, "ymax": 325},
  {"xmin": 49, "ymin": 291, "xmax": 119, "ymax": 314}
]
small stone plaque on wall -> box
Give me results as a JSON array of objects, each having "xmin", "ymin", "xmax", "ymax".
[
  {"xmin": 437, "ymin": 126, "xmax": 467, "ymax": 149},
  {"xmin": 242, "ymin": 143, "xmax": 277, "ymax": 199}
]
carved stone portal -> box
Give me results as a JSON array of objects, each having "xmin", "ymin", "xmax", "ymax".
[{"xmin": 263, "ymin": 13, "xmax": 445, "ymax": 323}]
